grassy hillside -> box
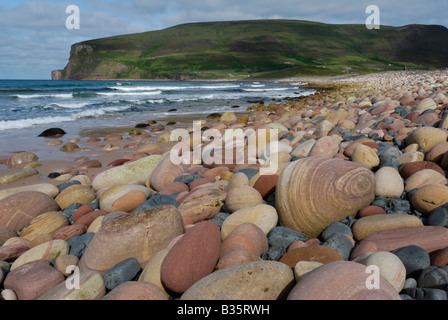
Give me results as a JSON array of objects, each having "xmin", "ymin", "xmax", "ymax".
[{"xmin": 54, "ymin": 19, "xmax": 448, "ymax": 80}]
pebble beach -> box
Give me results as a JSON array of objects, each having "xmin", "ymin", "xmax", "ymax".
[{"xmin": 1, "ymin": 70, "xmax": 448, "ymax": 301}]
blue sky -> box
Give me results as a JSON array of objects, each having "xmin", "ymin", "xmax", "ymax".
[{"xmin": 0, "ymin": 0, "xmax": 446, "ymax": 79}]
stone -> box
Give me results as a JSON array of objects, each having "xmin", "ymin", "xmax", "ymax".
[
  {"xmin": 293, "ymin": 260, "xmax": 324, "ymax": 281},
  {"xmin": 406, "ymin": 127, "xmax": 448, "ymax": 153},
  {"xmin": 0, "ymin": 183, "xmax": 59, "ymax": 201},
  {"xmin": 290, "ymin": 139, "xmax": 316, "ymax": 157},
  {"xmin": 399, "ymin": 161, "xmax": 445, "ymax": 179},
  {"xmin": 101, "ymin": 281, "xmax": 168, "ymax": 300},
  {"xmin": 220, "ymin": 112, "xmax": 237, "ymax": 122},
  {"xmin": 253, "ymin": 174, "xmax": 278, "ymax": 198},
  {"xmin": 404, "ymin": 169, "xmax": 447, "ymax": 190},
  {"xmin": 0, "ymin": 191, "xmax": 60, "ymax": 231},
  {"xmin": 267, "ymin": 226, "xmax": 308, "ymax": 249},
  {"xmin": 104, "ymin": 257, "xmax": 142, "ymax": 290},
  {"xmin": 78, "ymin": 205, "xmax": 184, "ymax": 276},
  {"xmin": 10, "ymin": 239, "xmax": 69, "ymax": 271},
  {"xmin": 401, "ymin": 288, "xmax": 447, "ymax": 300},
  {"xmin": 220, "ymin": 223, "xmax": 269, "ymax": 258},
  {"xmin": 430, "ymin": 247, "xmax": 448, "ymax": 267},
  {"xmin": 6, "ymin": 152, "xmax": 39, "ymax": 169},
  {"xmin": 279, "ymin": 245, "xmax": 344, "ymax": 268},
  {"xmin": 351, "ymin": 226, "xmax": 448, "ymax": 260},
  {"xmin": 308, "ymin": 136, "xmax": 340, "ymax": 158},
  {"xmin": 351, "ymin": 144, "xmax": 380, "ymax": 169},
  {"xmin": 287, "ymin": 261, "xmax": 401, "ymax": 300},
  {"xmin": 221, "ymin": 204, "xmax": 278, "ymax": 240},
  {"xmin": 225, "ymin": 186, "xmax": 263, "ymax": 212},
  {"xmin": 177, "ymin": 185, "xmax": 226, "ymax": 223},
  {"xmin": 425, "ymin": 141, "xmax": 448, "ymax": 163},
  {"xmin": 54, "ymin": 254, "xmax": 79, "ymax": 276},
  {"xmin": 99, "ymin": 184, "xmax": 151, "ymax": 212},
  {"xmin": 216, "ymin": 249, "xmax": 260, "ymax": 270},
  {"xmin": 391, "ymin": 245, "xmax": 431, "ymax": 278},
  {"xmin": 136, "ymin": 194, "xmax": 179, "ymax": 211},
  {"xmin": 3, "ymin": 259, "xmax": 65, "ymax": 300},
  {"xmin": 320, "ymin": 222, "xmax": 353, "ymax": 241},
  {"xmin": 60, "ymin": 142, "xmax": 79, "ymax": 152},
  {"xmin": 73, "ymin": 210, "xmax": 108, "ymax": 228},
  {"xmin": 161, "ymin": 221, "xmax": 221, "ymax": 293},
  {"xmin": 225, "ymin": 172, "xmax": 249, "ymax": 191},
  {"xmin": 353, "ymin": 251, "xmax": 406, "ymax": 292},
  {"xmin": 0, "ymin": 168, "xmax": 39, "ymax": 185},
  {"xmin": 159, "ymin": 181, "xmax": 189, "ymax": 195},
  {"xmin": 138, "ymin": 248, "xmax": 169, "ymax": 294},
  {"xmin": 0, "ymin": 226, "xmax": 17, "ymax": 246},
  {"xmin": 276, "ymin": 157, "xmax": 375, "ymax": 238},
  {"xmin": 0, "ymin": 244, "xmax": 31, "ymax": 262},
  {"xmin": 322, "ymin": 232, "xmax": 354, "ymax": 260},
  {"xmin": 180, "ymin": 261, "xmax": 294, "ymax": 300},
  {"xmin": 149, "ymin": 155, "xmax": 189, "ymax": 192},
  {"xmin": 38, "ymin": 128, "xmax": 66, "ymax": 138},
  {"xmin": 358, "ymin": 205, "xmax": 387, "ymax": 217},
  {"xmin": 92, "ymin": 155, "xmax": 163, "ymax": 191},
  {"xmin": 412, "ymin": 184, "xmax": 448, "ymax": 215},
  {"xmin": 374, "ymin": 166, "xmax": 404, "ymax": 198},
  {"xmin": 68, "ymin": 233, "xmax": 95, "ymax": 258},
  {"xmin": 19, "ymin": 211, "xmax": 69, "ymax": 241},
  {"xmin": 415, "ymin": 97, "xmax": 437, "ymax": 111},
  {"xmin": 417, "ymin": 266, "xmax": 448, "ymax": 289},
  {"xmin": 55, "ymin": 185, "xmax": 96, "ymax": 210},
  {"xmin": 427, "ymin": 204, "xmax": 448, "ymax": 227},
  {"xmin": 38, "ymin": 270, "xmax": 106, "ymax": 300},
  {"xmin": 352, "ymin": 213, "xmax": 423, "ymax": 241}
]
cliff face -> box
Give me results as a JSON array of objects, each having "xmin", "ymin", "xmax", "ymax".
[{"xmin": 52, "ymin": 20, "xmax": 448, "ymax": 80}]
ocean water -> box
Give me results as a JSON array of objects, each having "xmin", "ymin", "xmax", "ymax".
[{"xmin": 0, "ymin": 79, "xmax": 314, "ymax": 153}]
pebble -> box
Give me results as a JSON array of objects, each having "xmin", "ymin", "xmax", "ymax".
[
  {"xmin": 225, "ymin": 185, "xmax": 263, "ymax": 212},
  {"xmin": 78, "ymin": 205, "xmax": 184, "ymax": 275},
  {"xmin": 101, "ymin": 281, "xmax": 168, "ymax": 300},
  {"xmin": 221, "ymin": 204, "xmax": 278, "ymax": 240},
  {"xmin": 267, "ymin": 226, "xmax": 308, "ymax": 250},
  {"xmin": 353, "ymin": 251, "xmax": 406, "ymax": 292},
  {"xmin": 287, "ymin": 261, "xmax": 401, "ymax": 300},
  {"xmin": 279, "ymin": 245, "xmax": 344, "ymax": 267},
  {"xmin": 161, "ymin": 221, "xmax": 221, "ymax": 293},
  {"xmin": 55, "ymin": 184, "xmax": 96, "ymax": 210},
  {"xmin": 138, "ymin": 248, "xmax": 169, "ymax": 294},
  {"xmin": 0, "ymin": 191, "xmax": 60, "ymax": 232},
  {"xmin": 38, "ymin": 270, "xmax": 106, "ymax": 300},
  {"xmin": 351, "ymin": 144, "xmax": 380, "ymax": 169},
  {"xmin": 104, "ymin": 257, "xmax": 142, "ymax": 290},
  {"xmin": 391, "ymin": 245, "xmax": 431, "ymax": 278},
  {"xmin": 412, "ymin": 184, "xmax": 448, "ymax": 215},
  {"xmin": 180, "ymin": 261, "xmax": 294, "ymax": 300},
  {"xmin": 352, "ymin": 213, "xmax": 423, "ymax": 241},
  {"xmin": 404, "ymin": 169, "xmax": 447, "ymax": 190},
  {"xmin": 406, "ymin": 127, "xmax": 448, "ymax": 153},
  {"xmin": 351, "ymin": 226, "xmax": 448, "ymax": 260},
  {"xmin": 3, "ymin": 259, "xmax": 65, "ymax": 300},
  {"xmin": 19, "ymin": 211, "xmax": 69, "ymax": 241},
  {"xmin": 99, "ymin": 184, "xmax": 151, "ymax": 212},
  {"xmin": 10, "ymin": 239, "xmax": 69, "ymax": 271},
  {"xmin": 374, "ymin": 166, "xmax": 404, "ymax": 198},
  {"xmin": 417, "ymin": 266, "xmax": 448, "ymax": 289}
]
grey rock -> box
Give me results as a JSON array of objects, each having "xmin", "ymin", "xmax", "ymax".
[
  {"xmin": 320, "ymin": 222, "xmax": 353, "ymax": 241},
  {"xmin": 400, "ymin": 288, "xmax": 447, "ymax": 300},
  {"xmin": 68, "ymin": 232, "xmax": 95, "ymax": 258},
  {"xmin": 104, "ymin": 257, "xmax": 142, "ymax": 290},
  {"xmin": 392, "ymin": 245, "xmax": 430, "ymax": 278},
  {"xmin": 417, "ymin": 266, "xmax": 448, "ymax": 289},
  {"xmin": 267, "ymin": 226, "xmax": 308, "ymax": 249},
  {"xmin": 322, "ymin": 232, "xmax": 353, "ymax": 260}
]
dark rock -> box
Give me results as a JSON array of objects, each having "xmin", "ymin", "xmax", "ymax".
[
  {"xmin": 267, "ymin": 226, "xmax": 308, "ymax": 249},
  {"xmin": 38, "ymin": 128, "xmax": 67, "ymax": 138},
  {"xmin": 68, "ymin": 233, "xmax": 95, "ymax": 258},
  {"xmin": 392, "ymin": 245, "xmax": 431, "ymax": 278},
  {"xmin": 61, "ymin": 203, "xmax": 83, "ymax": 223},
  {"xmin": 104, "ymin": 257, "xmax": 142, "ymax": 290},
  {"xmin": 401, "ymin": 288, "xmax": 447, "ymax": 300},
  {"xmin": 417, "ymin": 266, "xmax": 448, "ymax": 289},
  {"xmin": 174, "ymin": 174, "xmax": 202, "ymax": 186},
  {"xmin": 135, "ymin": 123, "xmax": 149, "ymax": 128},
  {"xmin": 134, "ymin": 194, "xmax": 179, "ymax": 211},
  {"xmin": 261, "ymin": 245, "xmax": 286, "ymax": 261},
  {"xmin": 427, "ymin": 204, "xmax": 448, "ymax": 227},
  {"xmin": 168, "ymin": 109, "xmax": 177, "ymax": 112},
  {"xmin": 320, "ymin": 222, "xmax": 353, "ymax": 241},
  {"xmin": 233, "ymin": 168, "xmax": 258, "ymax": 180},
  {"xmin": 56, "ymin": 180, "xmax": 81, "ymax": 193},
  {"xmin": 322, "ymin": 232, "xmax": 353, "ymax": 261},
  {"xmin": 48, "ymin": 172, "xmax": 61, "ymax": 179},
  {"xmin": 209, "ymin": 212, "xmax": 230, "ymax": 228}
]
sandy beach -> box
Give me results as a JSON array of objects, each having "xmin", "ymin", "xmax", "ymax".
[{"xmin": 1, "ymin": 69, "xmax": 448, "ymax": 301}]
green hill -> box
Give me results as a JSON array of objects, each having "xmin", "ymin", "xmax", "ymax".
[{"xmin": 52, "ymin": 19, "xmax": 448, "ymax": 80}]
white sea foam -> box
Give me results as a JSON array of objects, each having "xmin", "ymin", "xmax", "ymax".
[{"xmin": 15, "ymin": 93, "xmax": 73, "ymax": 99}]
